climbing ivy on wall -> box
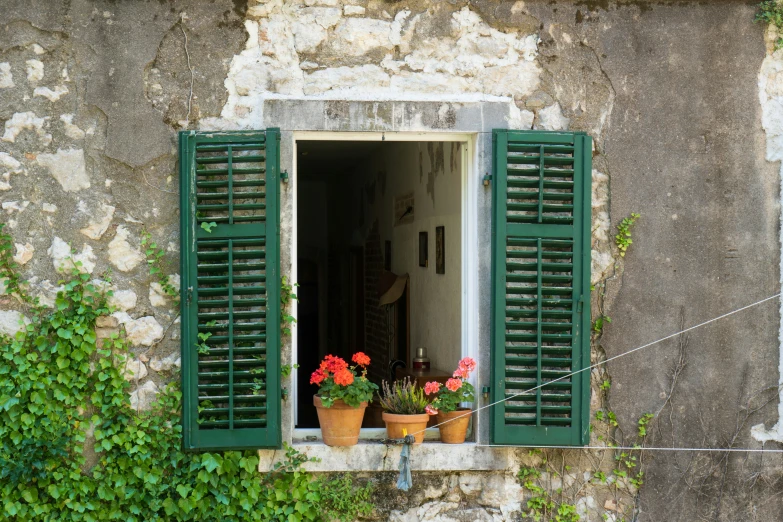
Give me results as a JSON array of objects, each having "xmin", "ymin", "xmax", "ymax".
[{"xmin": 0, "ymin": 223, "xmax": 372, "ymax": 521}]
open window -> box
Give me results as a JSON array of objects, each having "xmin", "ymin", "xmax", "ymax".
[{"xmin": 294, "ymin": 137, "xmax": 468, "ymax": 437}]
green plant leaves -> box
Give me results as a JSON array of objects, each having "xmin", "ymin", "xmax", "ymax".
[{"xmin": 0, "ymin": 222, "xmax": 374, "ymax": 522}]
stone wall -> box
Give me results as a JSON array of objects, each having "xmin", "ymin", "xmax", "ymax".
[{"xmin": 2, "ymin": 1, "xmax": 782, "ymax": 521}]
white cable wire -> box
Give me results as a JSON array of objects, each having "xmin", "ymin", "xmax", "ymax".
[
  {"xmin": 473, "ymin": 444, "xmax": 783, "ymax": 453},
  {"xmin": 410, "ymin": 293, "xmax": 781, "ymax": 439}
]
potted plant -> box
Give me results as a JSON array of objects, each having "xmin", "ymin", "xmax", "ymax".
[
  {"xmin": 424, "ymin": 357, "xmax": 476, "ymax": 444},
  {"xmin": 311, "ymin": 352, "xmax": 378, "ymax": 446},
  {"xmin": 378, "ymin": 377, "xmax": 431, "ymax": 444}
]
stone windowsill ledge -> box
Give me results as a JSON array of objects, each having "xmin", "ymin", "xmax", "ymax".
[{"xmin": 259, "ymin": 441, "xmax": 521, "ymax": 473}]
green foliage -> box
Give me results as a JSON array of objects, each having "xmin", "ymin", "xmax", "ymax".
[
  {"xmin": 592, "ymin": 315, "xmax": 611, "ymax": 334},
  {"xmin": 517, "ymin": 466, "xmax": 542, "ymax": 482},
  {"xmin": 200, "ymin": 221, "xmax": 217, "ymax": 233},
  {"xmin": 281, "ymin": 363, "xmax": 299, "ymax": 378},
  {"xmin": 615, "ymin": 212, "xmax": 640, "ymax": 257},
  {"xmin": 757, "ymin": 0, "xmax": 783, "ymax": 49},
  {"xmin": 141, "ymin": 229, "xmax": 179, "ymax": 306},
  {"xmin": 637, "ymin": 413, "xmax": 655, "ymax": 437},
  {"xmin": 280, "ymin": 275, "xmax": 298, "ymax": 336},
  {"xmin": 595, "ymin": 409, "xmax": 618, "ymax": 427},
  {"xmin": 0, "ymin": 222, "xmax": 36, "ymax": 305},
  {"xmin": 518, "ymin": 470, "xmax": 580, "ymax": 522},
  {"xmin": 378, "ymin": 377, "xmax": 429, "ymax": 414},
  {"xmin": 599, "ymin": 380, "xmax": 611, "ymax": 391},
  {"xmin": 0, "ymin": 224, "xmax": 374, "ymax": 522}
]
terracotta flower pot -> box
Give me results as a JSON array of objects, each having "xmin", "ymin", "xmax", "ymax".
[
  {"xmin": 436, "ymin": 409, "xmax": 471, "ymax": 444},
  {"xmin": 314, "ymin": 395, "xmax": 367, "ymax": 446},
  {"xmin": 382, "ymin": 412, "xmax": 430, "ymax": 444}
]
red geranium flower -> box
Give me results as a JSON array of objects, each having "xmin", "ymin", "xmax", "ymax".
[
  {"xmin": 352, "ymin": 352, "xmax": 371, "ymax": 367},
  {"xmin": 310, "ymin": 368, "xmax": 326, "ymax": 386},
  {"xmin": 333, "ymin": 368, "xmax": 355, "ymax": 386},
  {"xmin": 445, "ymin": 378, "xmax": 462, "ymax": 392},
  {"xmin": 425, "ymin": 404, "xmax": 438, "ymax": 416},
  {"xmin": 320, "ymin": 355, "xmax": 348, "ymax": 374}
]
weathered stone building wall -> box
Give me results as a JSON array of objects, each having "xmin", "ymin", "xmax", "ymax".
[{"xmin": 2, "ymin": 1, "xmax": 782, "ymax": 521}]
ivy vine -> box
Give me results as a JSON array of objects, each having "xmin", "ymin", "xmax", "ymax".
[{"xmin": 0, "ymin": 224, "xmax": 373, "ymax": 521}]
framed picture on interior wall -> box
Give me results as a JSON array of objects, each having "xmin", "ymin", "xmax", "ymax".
[
  {"xmin": 435, "ymin": 226, "xmax": 445, "ymax": 274},
  {"xmin": 385, "ymin": 240, "xmax": 391, "ymax": 271},
  {"xmin": 419, "ymin": 231, "xmax": 428, "ymax": 268}
]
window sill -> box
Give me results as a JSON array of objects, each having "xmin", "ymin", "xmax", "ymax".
[{"xmin": 259, "ymin": 441, "xmax": 517, "ymax": 472}]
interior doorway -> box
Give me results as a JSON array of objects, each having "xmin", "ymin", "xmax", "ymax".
[{"xmin": 295, "ymin": 136, "xmax": 467, "ymax": 431}]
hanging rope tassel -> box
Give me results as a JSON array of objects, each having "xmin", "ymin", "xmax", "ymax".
[
  {"xmin": 396, "ymin": 434, "xmax": 414, "ymax": 491},
  {"xmin": 380, "ymin": 433, "xmax": 416, "ymax": 491}
]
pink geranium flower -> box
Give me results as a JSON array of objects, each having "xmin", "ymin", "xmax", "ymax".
[
  {"xmin": 453, "ymin": 367, "xmax": 468, "ymax": 379},
  {"xmin": 424, "ymin": 381, "xmax": 441, "ymax": 395},
  {"xmin": 425, "ymin": 404, "xmax": 438, "ymax": 416},
  {"xmin": 458, "ymin": 357, "xmax": 476, "ymax": 376},
  {"xmin": 445, "ymin": 378, "xmax": 462, "ymax": 392}
]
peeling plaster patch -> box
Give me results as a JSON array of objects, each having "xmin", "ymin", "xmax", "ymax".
[
  {"xmin": 33, "ymin": 85, "xmax": 69, "ymax": 102},
  {"xmin": 37, "ymin": 148, "xmax": 90, "ymax": 192},
  {"xmin": 304, "ymin": 65, "xmax": 391, "ymax": 95},
  {"xmin": 149, "ymin": 351, "xmax": 180, "ymax": 372},
  {"xmin": 2, "ymin": 112, "xmax": 50, "ymax": 143},
  {"xmin": 330, "ymin": 18, "xmax": 393, "ymax": 56},
  {"xmin": 122, "ymin": 358, "xmax": 148, "ymax": 381},
  {"xmin": 208, "ymin": 6, "xmax": 540, "ymax": 129},
  {"xmin": 28, "ymin": 279, "xmax": 63, "ymax": 308},
  {"xmin": 591, "ymin": 169, "xmax": 613, "ymax": 284},
  {"xmin": 149, "ymin": 274, "xmax": 180, "ymax": 307},
  {"xmin": 108, "ymin": 225, "xmax": 144, "ymax": 272},
  {"xmin": 0, "ymin": 152, "xmax": 21, "ymax": 171},
  {"xmin": 0, "ymin": 310, "xmax": 30, "ymax": 338},
  {"xmin": 79, "ymin": 204, "xmax": 116, "ymax": 240},
  {"xmin": 113, "ymin": 312, "xmax": 164, "ymax": 346},
  {"xmin": 31, "ymin": 44, "xmax": 46, "ymax": 55},
  {"xmin": 0, "ymin": 63, "xmax": 13, "ymax": 88},
  {"xmin": 2, "ymin": 201, "xmax": 28, "ymax": 213},
  {"xmin": 48, "ymin": 237, "xmax": 97, "ymax": 274},
  {"xmin": 42, "ymin": 203, "xmax": 57, "ymax": 213},
  {"xmin": 25, "ymin": 59, "xmax": 44, "ymax": 83},
  {"xmin": 752, "ymin": 32, "xmax": 783, "ymax": 444},
  {"xmin": 108, "ymin": 289, "xmax": 137, "ymax": 312},
  {"xmin": 507, "ymin": 105, "xmax": 534, "ymax": 129},
  {"xmin": 537, "ymin": 103, "xmax": 570, "ymax": 131},
  {"xmin": 129, "ymin": 380, "xmax": 159, "ymax": 411},
  {"xmin": 344, "ymin": 5, "xmax": 365, "ymax": 16}
]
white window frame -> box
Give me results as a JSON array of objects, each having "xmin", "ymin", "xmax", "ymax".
[{"xmin": 288, "ymin": 131, "xmax": 480, "ymax": 443}]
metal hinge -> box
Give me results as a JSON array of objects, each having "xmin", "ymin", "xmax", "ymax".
[
  {"xmin": 281, "ymin": 170, "xmax": 289, "ymax": 183},
  {"xmin": 483, "ymin": 173, "xmax": 492, "ymax": 187},
  {"xmin": 187, "ymin": 286, "xmax": 193, "ymax": 305},
  {"xmin": 577, "ymin": 298, "xmax": 583, "ymax": 313}
]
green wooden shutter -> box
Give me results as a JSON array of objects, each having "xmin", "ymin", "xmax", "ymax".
[
  {"xmin": 490, "ymin": 129, "xmax": 591, "ymax": 446},
  {"xmin": 180, "ymin": 129, "xmax": 281, "ymax": 450}
]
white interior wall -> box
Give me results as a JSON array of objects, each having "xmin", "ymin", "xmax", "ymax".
[{"xmin": 353, "ymin": 142, "xmax": 462, "ymax": 373}]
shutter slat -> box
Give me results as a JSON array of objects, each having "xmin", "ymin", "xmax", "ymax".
[
  {"xmin": 181, "ymin": 128, "xmax": 281, "ymax": 451},
  {"xmin": 491, "ymin": 129, "xmax": 591, "ymax": 447}
]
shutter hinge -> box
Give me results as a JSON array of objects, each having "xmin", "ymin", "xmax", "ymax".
[
  {"xmin": 482, "ymin": 173, "xmax": 492, "ymax": 187},
  {"xmin": 482, "ymin": 386, "xmax": 490, "ymax": 400},
  {"xmin": 577, "ymin": 298, "xmax": 583, "ymax": 313},
  {"xmin": 187, "ymin": 286, "xmax": 193, "ymax": 305},
  {"xmin": 280, "ymin": 170, "xmax": 289, "ymax": 183}
]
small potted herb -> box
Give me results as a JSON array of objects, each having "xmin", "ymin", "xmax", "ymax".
[
  {"xmin": 311, "ymin": 352, "xmax": 378, "ymax": 446},
  {"xmin": 424, "ymin": 357, "xmax": 476, "ymax": 444},
  {"xmin": 378, "ymin": 377, "xmax": 431, "ymax": 444}
]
